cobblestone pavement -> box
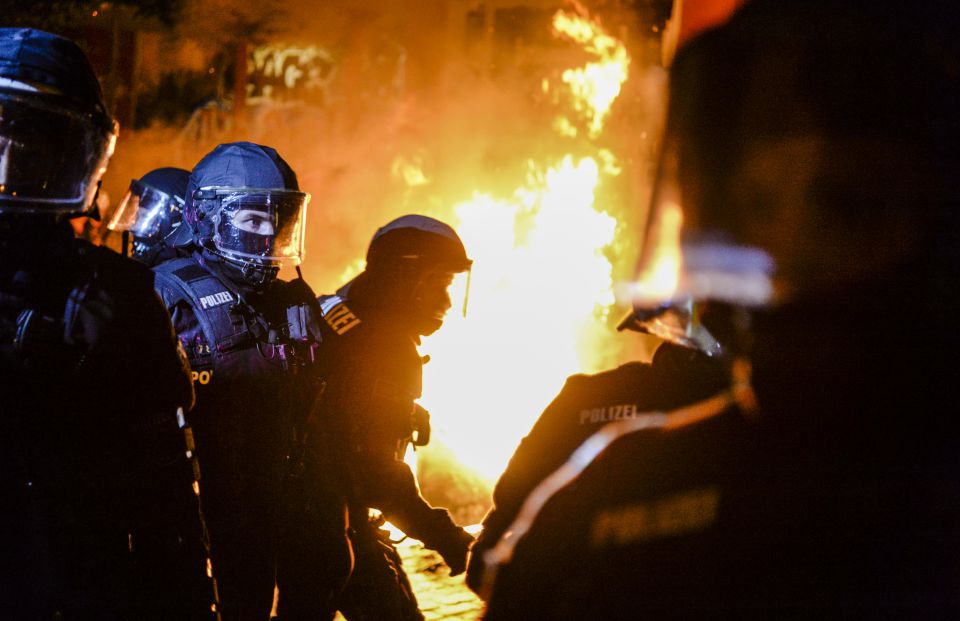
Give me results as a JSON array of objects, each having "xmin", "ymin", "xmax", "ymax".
[
  {"xmin": 327, "ymin": 537, "xmax": 485, "ymax": 621},
  {"xmin": 397, "ymin": 539, "xmax": 485, "ymax": 621}
]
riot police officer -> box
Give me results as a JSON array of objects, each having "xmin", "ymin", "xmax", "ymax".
[
  {"xmin": 465, "ymin": 332, "xmax": 727, "ymax": 596},
  {"xmin": 108, "ymin": 166, "xmax": 191, "ymax": 265},
  {"xmin": 0, "ymin": 28, "xmax": 211, "ymax": 619},
  {"xmin": 153, "ymin": 141, "xmax": 323, "ymax": 620},
  {"xmin": 278, "ymin": 215, "xmax": 476, "ymax": 621},
  {"xmin": 482, "ymin": 1, "xmax": 960, "ymax": 617}
]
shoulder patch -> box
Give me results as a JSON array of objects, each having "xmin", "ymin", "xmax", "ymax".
[
  {"xmin": 320, "ymin": 295, "xmax": 361, "ymax": 335},
  {"xmin": 172, "ymin": 264, "xmax": 213, "ymax": 284}
]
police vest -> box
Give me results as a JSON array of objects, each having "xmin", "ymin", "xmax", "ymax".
[{"xmin": 154, "ymin": 257, "xmax": 321, "ymax": 385}]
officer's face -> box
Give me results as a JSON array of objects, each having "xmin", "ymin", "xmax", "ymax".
[{"xmin": 412, "ymin": 269, "xmax": 455, "ymax": 336}]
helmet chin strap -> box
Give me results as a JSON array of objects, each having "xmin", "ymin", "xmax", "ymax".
[
  {"xmin": 200, "ymin": 248, "xmax": 278, "ymax": 294},
  {"xmin": 240, "ymin": 261, "xmax": 277, "ymax": 288}
]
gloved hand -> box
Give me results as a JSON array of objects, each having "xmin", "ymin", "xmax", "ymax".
[
  {"xmin": 464, "ymin": 532, "xmax": 488, "ymax": 596},
  {"xmin": 433, "ymin": 526, "xmax": 475, "ymax": 577}
]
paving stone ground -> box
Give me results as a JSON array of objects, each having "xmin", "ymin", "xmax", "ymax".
[
  {"xmin": 328, "ymin": 537, "xmax": 485, "ymax": 621},
  {"xmin": 396, "ymin": 539, "xmax": 485, "ymax": 621}
]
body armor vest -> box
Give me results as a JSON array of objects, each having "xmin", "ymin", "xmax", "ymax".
[
  {"xmin": 154, "ymin": 257, "xmax": 320, "ymax": 382},
  {"xmin": 154, "ymin": 256, "xmax": 324, "ymax": 619}
]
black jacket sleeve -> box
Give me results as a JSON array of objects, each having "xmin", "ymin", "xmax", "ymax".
[{"xmin": 324, "ymin": 326, "xmax": 466, "ymax": 552}]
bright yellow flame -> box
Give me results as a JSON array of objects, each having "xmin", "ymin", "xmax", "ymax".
[
  {"xmin": 338, "ymin": 257, "xmax": 365, "ymax": 284},
  {"xmin": 388, "ymin": 6, "xmax": 633, "ymax": 484},
  {"xmin": 552, "ymin": 10, "xmax": 631, "ymax": 138},
  {"xmin": 419, "ymin": 155, "xmax": 618, "ymax": 481}
]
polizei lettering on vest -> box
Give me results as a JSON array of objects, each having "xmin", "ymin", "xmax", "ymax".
[
  {"xmin": 199, "ymin": 291, "xmax": 234, "ymax": 309},
  {"xmin": 321, "ymin": 296, "xmax": 362, "ymax": 336},
  {"xmin": 579, "ymin": 404, "xmax": 641, "ymax": 425},
  {"xmin": 589, "ymin": 487, "xmax": 721, "ymax": 547}
]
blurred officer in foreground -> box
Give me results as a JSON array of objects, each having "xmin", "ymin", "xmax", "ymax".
[
  {"xmin": 154, "ymin": 142, "xmax": 322, "ymax": 620},
  {"xmin": 466, "ymin": 305, "xmax": 727, "ymax": 596},
  {"xmin": 108, "ymin": 166, "xmax": 191, "ymax": 265},
  {"xmin": 482, "ymin": 1, "xmax": 960, "ymax": 617},
  {"xmin": 278, "ymin": 215, "xmax": 475, "ymax": 621},
  {"xmin": 0, "ymin": 28, "xmax": 211, "ymax": 619}
]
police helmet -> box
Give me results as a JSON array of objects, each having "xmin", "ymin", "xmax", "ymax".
[
  {"xmin": 366, "ymin": 214, "xmax": 472, "ymax": 275},
  {"xmin": 108, "ymin": 167, "xmax": 189, "ymax": 264},
  {"xmin": 0, "ymin": 29, "xmax": 118, "ymax": 216},
  {"xmin": 184, "ymin": 142, "xmax": 309, "ymax": 287},
  {"xmin": 364, "ymin": 214, "xmax": 472, "ymax": 334}
]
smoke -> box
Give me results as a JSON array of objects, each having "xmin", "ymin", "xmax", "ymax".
[
  {"xmin": 99, "ymin": 1, "xmax": 669, "ymax": 498},
  {"xmin": 104, "ymin": 36, "xmax": 662, "ymax": 285}
]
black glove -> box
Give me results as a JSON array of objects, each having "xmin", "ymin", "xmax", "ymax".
[
  {"xmin": 464, "ymin": 532, "xmax": 489, "ymax": 596},
  {"xmin": 434, "ymin": 526, "xmax": 474, "ymax": 577}
]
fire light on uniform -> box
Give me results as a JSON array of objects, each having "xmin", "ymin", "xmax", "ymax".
[{"xmin": 414, "ymin": 8, "xmax": 632, "ymax": 483}]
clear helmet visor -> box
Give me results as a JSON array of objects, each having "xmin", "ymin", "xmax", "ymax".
[
  {"xmin": 108, "ymin": 179, "xmax": 184, "ymax": 242},
  {"xmin": 199, "ymin": 187, "xmax": 309, "ymax": 266},
  {"xmin": 0, "ymin": 88, "xmax": 117, "ymax": 213}
]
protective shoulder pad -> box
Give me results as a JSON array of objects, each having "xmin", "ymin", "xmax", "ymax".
[{"xmin": 62, "ymin": 241, "xmax": 157, "ymax": 353}]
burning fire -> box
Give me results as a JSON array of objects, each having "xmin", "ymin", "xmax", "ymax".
[
  {"xmin": 414, "ymin": 8, "xmax": 632, "ymax": 482},
  {"xmin": 552, "ymin": 8, "xmax": 631, "ymax": 138}
]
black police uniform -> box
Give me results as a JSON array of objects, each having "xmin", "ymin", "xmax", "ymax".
[
  {"xmin": 286, "ymin": 276, "xmax": 470, "ymax": 621},
  {"xmin": 466, "ymin": 342, "xmax": 726, "ymax": 595},
  {"xmin": 483, "ymin": 275, "xmax": 960, "ymax": 619},
  {"xmin": 0, "ymin": 224, "xmax": 210, "ymax": 619},
  {"xmin": 154, "ymin": 252, "xmax": 323, "ymax": 621}
]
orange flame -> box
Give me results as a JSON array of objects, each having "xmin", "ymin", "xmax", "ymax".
[
  {"xmin": 413, "ymin": 10, "xmax": 632, "ymax": 482},
  {"xmin": 552, "ymin": 9, "xmax": 631, "ymax": 138}
]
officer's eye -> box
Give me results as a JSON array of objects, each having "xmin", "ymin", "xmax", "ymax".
[{"xmin": 233, "ymin": 210, "xmax": 275, "ymax": 235}]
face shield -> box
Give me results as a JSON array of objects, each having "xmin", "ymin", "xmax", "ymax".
[
  {"xmin": 618, "ymin": 296, "xmax": 723, "ymax": 356},
  {"xmin": 0, "ymin": 87, "xmax": 117, "ymax": 214},
  {"xmin": 194, "ymin": 186, "xmax": 309, "ymax": 266},
  {"xmin": 108, "ymin": 179, "xmax": 184, "ymax": 242}
]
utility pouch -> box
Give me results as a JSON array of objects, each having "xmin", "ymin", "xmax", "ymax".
[{"xmin": 287, "ymin": 303, "xmax": 311, "ymax": 342}]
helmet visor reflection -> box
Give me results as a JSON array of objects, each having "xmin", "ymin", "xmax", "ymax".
[
  {"xmin": 108, "ymin": 179, "xmax": 183, "ymax": 241},
  {"xmin": 0, "ymin": 89, "xmax": 117, "ymax": 213},
  {"xmin": 204, "ymin": 188, "xmax": 309, "ymax": 265}
]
